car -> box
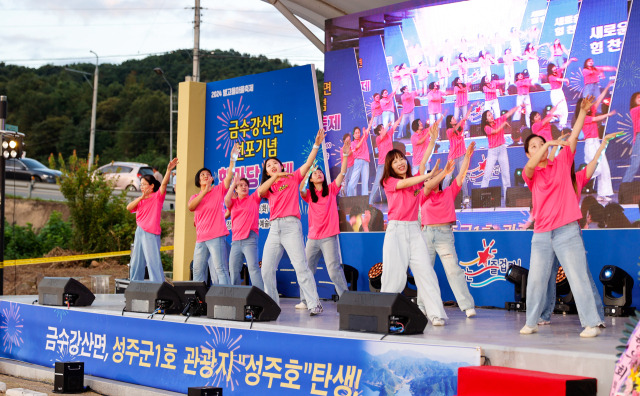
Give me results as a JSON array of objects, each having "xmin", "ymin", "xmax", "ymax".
[
  {"xmin": 5, "ymin": 158, "xmax": 62, "ymax": 183},
  {"xmin": 95, "ymin": 162, "xmax": 154, "ymax": 191}
]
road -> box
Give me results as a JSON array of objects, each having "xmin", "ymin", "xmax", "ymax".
[{"xmin": 3, "ymin": 180, "xmax": 177, "ymax": 211}]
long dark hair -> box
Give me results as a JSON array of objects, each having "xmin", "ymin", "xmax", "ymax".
[
  {"xmin": 583, "ymin": 58, "xmax": 595, "ymax": 70},
  {"xmin": 142, "ymin": 174, "xmax": 161, "ymax": 192},
  {"xmin": 480, "ymin": 110, "xmax": 493, "ymax": 135},
  {"xmin": 446, "ymin": 115, "xmax": 463, "ymax": 135},
  {"xmin": 380, "ymin": 149, "xmax": 412, "ymax": 187},
  {"xmin": 546, "ymin": 62, "xmax": 557, "ymax": 77},
  {"xmin": 308, "ymin": 168, "xmax": 329, "ymax": 203},
  {"xmin": 480, "ymin": 76, "xmax": 491, "ymax": 91},
  {"xmin": 630, "ymin": 92, "xmax": 640, "ymax": 110},
  {"xmin": 194, "ymin": 168, "xmax": 212, "ymax": 188},
  {"xmin": 260, "ymin": 157, "xmax": 284, "ymax": 193},
  {"xmin": 452, "ymin": 77, "xmax": 466, "ymax": 89},
  {"xmin": 458, "ymin": 53, "xmax": 467, "ymax": 62},
  {"xmin": 572, "ymin": 98, "xmax": 594, "ymax": 127},
  {"xmin": 529, "ymin": 111, "xmax": 540, "ymax": 128}
]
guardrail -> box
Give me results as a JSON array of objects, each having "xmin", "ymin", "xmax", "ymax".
[{"xmin": 4, "ymin": 180, "xmax": 175, "ymax": 200}]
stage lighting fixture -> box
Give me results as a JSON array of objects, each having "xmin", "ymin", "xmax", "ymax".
[
  {"xmin": 368, "ymin": 262, "xmax": 383, "ymax": 292},
  {"xmin": 1, "ymin": 133, "xmax": 24, "ymax": 159},
  {"xmin": 505, "ymin": 264, "xmax": 528, "ymax": 311},
  {"xmin": 553, "ymin": 266, "xmax": 577, "ymax": 314},
  {"xmin": 514, "ymin": 168, "xmax": 525, "ymax": 187},
  {"xmin": 600, "ymin": 265, "xmax": 635, "ymax": 316}
]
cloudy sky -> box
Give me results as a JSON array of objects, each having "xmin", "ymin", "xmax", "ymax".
[{"xmin": 0, "ymin": 0, "xmax": 325, "ymax": 69}]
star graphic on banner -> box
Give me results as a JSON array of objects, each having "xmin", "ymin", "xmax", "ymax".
[{"xmin": 477, "ymin": 239, "xmax": 497, "ymax": 265}]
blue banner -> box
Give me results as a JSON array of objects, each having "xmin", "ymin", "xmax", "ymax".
[
  {"xmin": 537, "ymin": 0, "xmax": 579, "ymax": 62},
  {"xmin": 0, "ymin": 301, "xmax": 480, "ymax": 395}
]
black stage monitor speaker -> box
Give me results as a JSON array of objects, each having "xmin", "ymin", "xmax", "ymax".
[
  {"xmin": 54, "ymin": 361, "xmax": 84, "ymax": 393},
  {"xmin": 125, "ymin": 281, "xmax": 182, "ymax": 314},
  {"xmin": 337, "ymin": 291, "xmax": 427, "ymax": 334},
  {"xmin": 188, "ymin": 387, "xmax": 222, "ymax": 396},
  {"xmin": 206, "ymin": 285, "xmax": 280, "ymax": 321},
  {"xmin": 619, "ymin": 181, "xmax": 640, "ymax": 204},
  {"xmin": 174, "ymin": 281, "xmax": 209, "ymax": 316},
  {"xmin": 506, "ymin": 186, "xmax": 532, "ymax": 207},
  {"xmin": 471, "ymin": 187, "xmax": 501, "ymax": 208},
  {"xmin": 38, "ymin": 277, "xmax": 95, "ymax": 307}
]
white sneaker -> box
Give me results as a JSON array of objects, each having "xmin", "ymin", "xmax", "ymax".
[
  {"xmin": 537, "ymin": 319, "xmax": 551, "ymax": 325},
  {"xmin": 294, "ymin": 301, "xmax": 307, "ymax": 310},
  {"xmin": 520, "ymin": 325, "xmax": 538, "ymax": 335},
  {"xmin": 309, "ymin": 304, "xmax": 323, "ymax": 316},
  {"xmin": 465, "ymin": 309, "xmax": 477, "ymax": 318},
  {"xmin": 580, "ymin": 326, "xmax": 601, "ymax": 338},
  {"xmin": 431, "ymin": 317, "xmax": 445, "ymax": 326}
]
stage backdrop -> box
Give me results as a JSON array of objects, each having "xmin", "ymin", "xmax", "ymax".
[
  {"xmin": 204, "ymin": 65, "xmax": 340, "ymax": 299},
  {"xmin": 0, "ymin": 301, "xmax": 480, "ymax": 395}
]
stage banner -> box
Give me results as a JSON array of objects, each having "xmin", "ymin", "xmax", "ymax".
[
  {"xmin": 537, "ymin": 0, "xmax": 579, "ymax": 62},
  {"xmin": 203, "ymin": 65, "xmax": 334, "ymax": 298},
  {"xmin": 0, "ymin": 301, "xmax": 480, "ymax": 395}
]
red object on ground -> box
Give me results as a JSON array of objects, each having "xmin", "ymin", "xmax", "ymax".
[{"xmin": 457, "ymin": 366, "xmax": 597, "ymax": 396}]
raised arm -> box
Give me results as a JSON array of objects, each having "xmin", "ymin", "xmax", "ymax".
[
  {"xmin": 591, "ymin": 110, "xmax": 617, "ymax": 123},
  {"xmin": 257, "ymin": 171, "xmax": 292, "ymax": 197},
  {"xmin": 585, "ymin": 133, "xmax": 618, "ymax": 179},
  {"xmin": 424, "ymin": 160, "xmax": 454, "ymax": 195},
  {"xmin": 333, "ymin": 140, "xmax": 351, "ymax": 188},
  {"xmin": 384, "ymin": 117, "xmax": 402, "ymax": 139},
  {"xmin": 568, "ymin": 95, "xmax": 595, "ymax": 152},
  {"xmin": 299, "ymin": 165, "xmax": 315, "ymax": 198},
  {"xmin": 456, "ymin": 142, "xmax": 476, "ymax": 186},
  {"xmin": 559, "ymin": 57, "xmax": 577, "ymax": 70},
  {"xmin": 299, "ymin": 129, "xmax": 325, "ymax": 176},
  {"xmin": 592, "ymin": 79, "xmax": 615, "ymax": 111},
  {"xmin": 158, "ymin": 157, "xmax": 179, "ymax": 195},
  {"xmin": 223, "ymin": 143, "xmax": 240, "ymax": 189},
  {"xmin": 418, "ymin": 119, "xmax": 441, "ymax": 175},
  {"xmin": 224, "ymin": 173, "xmax": 239, "ymax": 209},
  {"xmin": 524, "ymin": 140, "xmax": 568, "ymax": 178},
  {"xmin": 493, "ymin": 105, "xmax": 521, "ymax": 131}
]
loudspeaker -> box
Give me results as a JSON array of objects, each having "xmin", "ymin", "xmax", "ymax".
[
  {"xmin": 619, "ymin": 181, "xmax": 640, "ymax": 204},
  {"xmin": 506, "ymin": 186, "xmax": 532, "ymax": 207},
  {"xmin": 337, "ymin": 291, "xmax": 427, "ymax": 334},
  {"xmin": 173, "ymin": 281, "xmax": 209, "ymax": 316},
  {"xmin": 188, "ymin": 387, "xmax": 222, "ymax": 396},
  {"xmin": 206, "ymin": 285, "xmax": 280, "ymax": 321},
  {"xmin": 471, "ymin": 187, "xmax": 501, "ymax": 208},
  {"xmin": 54, "ymin": 361, "xmax": 84, "ymax": 393},
  {"xmin": 38, "ymin": 277, "xmax": 95, "ymax": 307},
  {"xmin": 124, "ymin": 281, "xmax": 182, "ymax": 314},
  {"xmin": 343, "ymin": 264, "xmax": 359, "ymax": 291}
]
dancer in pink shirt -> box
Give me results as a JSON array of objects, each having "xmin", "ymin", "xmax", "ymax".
[
  {"xmin": 513, "ymin": 72, "xmax": 532, "ymax": 127},
  {"xmin": 370, "ymin": 117, "xmax": 401, "ymax": 204},
  {"xmin": 582, "ymin": 58, "xmax": 617, "ymax": 99},
  {"xmin": 622, "ymin": 92, "xmax": 640, "ymax": 183}
]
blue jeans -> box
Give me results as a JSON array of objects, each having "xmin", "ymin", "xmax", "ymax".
[
  {"xmin": 453, "ymin": 105, "xmax": 468, "ymax": 131},
  {"xmin": 526, "ymin": 222, "xmax": 602, "ymax": 328},
  {"xmin": 369, "ymin": 164, "xmax": 386, "ymax": 204},
  {"xmin": 583, "ymin": 82, "xmax": 600, "ymax": 99},
  {"xmin": 261, "ymin": 216, "xmax": 320, "ymax": 309},
  {"xmin": 398, "ymin": 111, "xmax": 414, "ymax": 139},
  {"xmin": 382, "ymin": 111, "xmax": 394, "ymax": 128},
  {"xmin": 347, "ymin": 159, "xmax": 370, "ymax": 196},
  {"xmin": 422, "ymin": 225, "xmax": 475, "ymax": 311},
  {"xmin": 300, "ymin": 235, "xmax": 349, "ymax": 304},
  {"xmin": 622, "ymin": 137, "xmax": 640, "ymax": 183},
  {"xmin": 443, "ymin": 156, "xmax": 469, "ymax": 199},
  {"xmin": 130, "ymin": 226, "xmax": 165, "ymax": 282},
  {"xmin": 193, "ymin": 236, "xmax": 230, "ymax": 284},
  {"xmin": 229, "ymin": 231, "xmax": 264, "ymax": 290},
  {"xmin": 372, "ymin": 114, "xmax": 383, "ymax": 129},
  {"xmin": 480, "ymin": 144, "xmax": 511, "ymax": 196},
  {"xmin": 540, "ymin": 256, "xmax": 604, "ymax": 323}
]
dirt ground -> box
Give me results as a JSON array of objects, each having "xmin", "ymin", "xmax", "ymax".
[{"xmin": 0, "ymin": 372, "xmax": 103, "ymax": 395}]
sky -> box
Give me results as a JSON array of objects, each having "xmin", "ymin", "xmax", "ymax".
[{"xmin": 0, "ymin": 0, "xmax": 325, "ymax": 70}]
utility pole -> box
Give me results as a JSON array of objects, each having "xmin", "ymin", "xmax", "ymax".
[
  {"xmin": 193, "ymin": 0, "xmax": 201, "ymax": 82},
  {"xmin": 89, "ymin": 51, "xmax": 99, "ymax": 169},
  {"xmin": 0, "ymin": 96, "xmax": 6, "ymax": 295}
]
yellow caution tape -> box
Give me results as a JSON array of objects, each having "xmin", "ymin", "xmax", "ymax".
[{"xmin": 0, "ymin": 246, "xmax": 174, "ymax": 268}]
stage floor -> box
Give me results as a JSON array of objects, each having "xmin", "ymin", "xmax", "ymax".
[{"xmin": 2, "ymin": 294, "xmax": 620, "ymax": 395}]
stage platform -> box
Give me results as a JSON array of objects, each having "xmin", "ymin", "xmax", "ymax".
[{"xmin": 0, "ymin": 294, "xmax": 619, "ymax": 395}]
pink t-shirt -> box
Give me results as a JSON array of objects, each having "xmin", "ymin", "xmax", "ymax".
[
  {"xmin": 302, "ymin": 182, "xmax": 340, "ymax": 239},
  {"xmin": 351, "ymin": 135, "xmax": 370, "ymax": 162},
  {"xmin": 458, "ymin": 60, "xmax": 468, "ymax": 75},
  {"xmin": 516, "ymin": 78, "xmax": 531, "ymax": 95},
  {"xmin": 454, "ymin": 85, "xmax": 468, "ymax": 107},
  {"xmin": 575, "ymin": 168, "xmax": 590, "ymax": 203},
  {"xmin": 229, "ymin": 191, "xmax": 261, "ymax": 241},
  {"xmin": 189, "ymin": 185, "xmax": 229, "ymax": 242},
  {"xmin": 376, "ymin": 132, "xmax": 393, "ymax": 165},
  {"xmin": 371, "ymin": 100, "xmax": 382, "ymax": 117},
  {"xmin": 583, "ymin": 68, "xmax": 602, "ymax": 85},
  {"xmin": 401, "ymin": 91, "xmax": 418, "ymax": 114},
  {"xmin": 483, "ymin": 82, "xmax": 498, "ymax": 101},
  {"xmin": 131, "ymin": 191, "xmax": 166, "ymax": 235},
  {"xmin": 420, "ymin": 181, "xmax": 461, "ymax": 225},
  {"xmin": 532, "ymin": 121, "xmax": 552, "ymax": 142},
  {"xmin": 428, "ymin": 90, "xmax": 444, "ymax": 114},
  {"xmin": 383, "ymin": 177, "xmax": 421, "ymax": 221},
  {"xmin": 264, "ymin": 169, "xmax": 304, "ymax": 220},
  {"xmin": 582, "ymin": 116, "xmax": 599, "ymax": 139},
  {"xmin": 447, "ymin": 122, "xmax": 466, "ymax": 160},
  {"xmin": 548, "ymin": 71, "xmax": 564, "ymax": 90},
  {"xmin": 410, "ymin": 129, "xmax": 431, "ymax": 167},
  {"xmin": 631, "ymin": 106, "xmax": 640, "ymax": 143},
  {"xmin": 380, "ymin": 96, "xmax": 394, "ymax": 112},
  {"xmin": 522, "ymin": 147, "xmax": 582, "ymax": 233},
  {"xmin": 484, "ymin": 116, "xmax": 507, "ymax": 148}
]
